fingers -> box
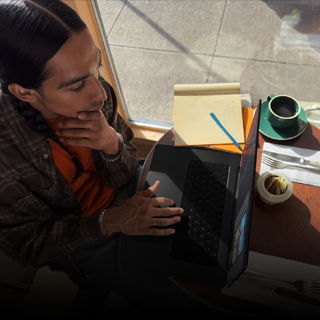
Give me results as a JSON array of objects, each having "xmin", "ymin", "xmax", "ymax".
[
  {"xmin": 138, "ymin": 180, "xmax": 161, "ymax": 198},
  {"xmin": 152, "ymin": 216, "xmax": 181, "ymax": 226},
  {"xmin": 78, "ymin": 110, "xmax": 104, "ymax": 120},
  {"xmin": 57, "ymin": 110, "xmax": 106, "ymax": 128},
  {"xmin": 57, "ymin": 136, "xmax": 88, "ymax": 146},
  {"xmin": 56, "ymin": 128, "xmax": 89, "ymax": 138},
  {"xmin": 138, "ymin": 217, "xmax": 180, "ymax": 236},
  {"xmin": 138, "ymin": 181, "xmax": 182, "ymax": 211},
  {"xmin": 118, "ymin": 180, "xmax": 184, "ymax": 236},
  {"xmin": 150, "ymin": 196, "xmax": 174, "ymax": 208},
  {"xmin": 55, "ymin": 112, "xmax": 115, "ymax": 150},
  {"xmin": 149, "ymin": 204, "xmax": 183, "ymax": 236},
  {"xmin": 146, "ymin": 227, "xmax": 176, "ymax": 236},
  {"xmin": 145, "ymin": 216, "xmax": 181, "ymax": 236}
]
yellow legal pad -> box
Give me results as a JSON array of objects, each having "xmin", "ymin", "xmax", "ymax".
[{"xmin": 173, "ymin": 83, "xmax": 245, "ymax": 147}]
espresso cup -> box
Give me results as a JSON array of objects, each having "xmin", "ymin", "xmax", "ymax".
[{"xmin": 267, "ymin": 94, "xmax": 301, "ymax": 128}]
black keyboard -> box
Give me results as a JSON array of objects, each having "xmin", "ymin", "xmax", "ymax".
[{"xmin": 170, "ymin": 160, "xmax": 229, "ymax": 266}]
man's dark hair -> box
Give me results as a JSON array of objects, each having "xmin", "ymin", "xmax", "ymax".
[{"xmin": 0, "ymin": 0, "xmax": 88, "ymax": 182}]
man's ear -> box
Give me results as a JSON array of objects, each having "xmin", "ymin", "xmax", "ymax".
[{"xmin": 8, "ymin": 84, "xmax": 38, "ymax": 103}]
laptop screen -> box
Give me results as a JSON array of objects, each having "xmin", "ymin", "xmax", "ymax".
[{"xmin": 227, "ymin": 100, "xmax": 261, "ymax": 287}]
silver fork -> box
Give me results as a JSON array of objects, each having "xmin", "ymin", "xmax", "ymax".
[
  {"xmin": 261, "ymin": 155, "xmax": 320, "ymax": 174},
  {"xmin": 243, "ymin": 270, "xmax": 320, "ymax": 294}
]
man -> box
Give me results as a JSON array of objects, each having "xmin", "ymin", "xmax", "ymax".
[{"xmin": 0, "ymin": 0, "xmax": 220, "ymax": 316}]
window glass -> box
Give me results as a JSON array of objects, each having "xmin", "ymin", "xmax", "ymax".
[{"xmin": 94, "ymin": 0, "xmax": 320, "ymax": 129}]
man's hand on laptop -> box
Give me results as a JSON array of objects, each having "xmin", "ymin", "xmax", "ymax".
[{"xmin": 100, "ymin": 181, "xmax": 183, "ymax": 236}]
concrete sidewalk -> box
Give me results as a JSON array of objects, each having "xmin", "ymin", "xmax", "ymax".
[{"xmin": 98, "ymin": 0, "xmax": 320, "ymax": 124}]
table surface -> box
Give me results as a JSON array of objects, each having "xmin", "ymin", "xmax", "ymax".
[{"xmin": 138, "ymin": 120, "xmax": 320, "ymax": 314}]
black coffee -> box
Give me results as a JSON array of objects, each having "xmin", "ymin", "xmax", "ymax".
[{"xmin": 271, "ymin": 102, "xmax": 296, "ymax": 118}]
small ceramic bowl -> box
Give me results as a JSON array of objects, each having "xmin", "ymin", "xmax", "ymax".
[{"xmin": 257, "ymin": 170, "xmax": 293, "ymax": 205}]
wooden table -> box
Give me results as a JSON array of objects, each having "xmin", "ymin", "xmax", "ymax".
[{"xmin": 138, "ymin": 120, "xmax": 320, "ymax": 315}]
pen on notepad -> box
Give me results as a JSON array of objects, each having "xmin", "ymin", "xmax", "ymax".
[{"xmin": 210, "ymin": 113, "xmax": 243, "ymax": 151}]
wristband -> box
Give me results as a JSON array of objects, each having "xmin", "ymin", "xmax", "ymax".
[
  {"xmin": 99, "ymin": 133, "xmax": 123, "ymax": 162},
  {"xmin": 98, "ymin": 209, "xmax": 112, "ymax": 236}
]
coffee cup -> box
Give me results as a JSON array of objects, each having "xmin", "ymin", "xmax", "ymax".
[{"xmin": 267, "ymin": 94, "xmax": 301, "ymax": 128}]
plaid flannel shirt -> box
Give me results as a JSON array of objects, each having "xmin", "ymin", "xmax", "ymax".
[{"xmin": 0, "ymin": 78, "xmax": 139, "ymax": 289}]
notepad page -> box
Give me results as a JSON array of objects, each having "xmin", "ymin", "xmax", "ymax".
[{"xmin": 173, "ymin": 83, "xmax": 245, "ymax": 146}]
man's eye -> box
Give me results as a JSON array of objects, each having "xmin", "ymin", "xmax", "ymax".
[{"xmin": 71, "ymin": 81, "xmax": 86, "ymax": 93}]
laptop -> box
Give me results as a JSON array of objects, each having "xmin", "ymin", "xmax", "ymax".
[{"xmin": 120, "ymin": 101, "xmax": 261, "ymax": 288}]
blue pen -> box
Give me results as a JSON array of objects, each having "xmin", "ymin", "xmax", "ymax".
[{"xmin": 210, "ymin": 113, "xmax": 243, "ymax": 151}]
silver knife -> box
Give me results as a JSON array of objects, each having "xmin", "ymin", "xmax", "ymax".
[
  {"xmin": 262, "ymin": 150, "xmax": 320, "ymax": 168},
  {"xmin": 238, "ymin": 277, "xmax": 320, "ymax": 307}
]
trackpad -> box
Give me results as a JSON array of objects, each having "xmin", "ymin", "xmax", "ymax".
[{"xmin": 146, "ymin": 172, "xmax": 184, "ymax": 208}]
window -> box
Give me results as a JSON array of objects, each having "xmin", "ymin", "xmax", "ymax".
[{"xmin": 67, "ymin": 1, "xmax": 320, "ymax": 133}]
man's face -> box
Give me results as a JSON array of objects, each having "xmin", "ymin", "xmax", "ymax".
[{"xmin": 32, "ymin": 28, "xmax": 107, "ymax": 120}]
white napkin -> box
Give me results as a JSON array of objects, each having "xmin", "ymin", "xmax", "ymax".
[
  {"xmin": 261, "ymin": 142, "xmax": 320, "ymax": 187},
  {"xmin": 222, "ymin": 252, "xmax": 320, "ymax": 315}
]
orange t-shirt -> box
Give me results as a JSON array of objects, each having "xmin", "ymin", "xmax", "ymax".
[{"xmin": 46, "ymin": 116, "xmax": 117, "ymax": 217}]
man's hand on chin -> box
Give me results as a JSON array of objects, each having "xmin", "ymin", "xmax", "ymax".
[{"xmin": 55, "ymin": 110, "xmax": 119, "ymax": 154}]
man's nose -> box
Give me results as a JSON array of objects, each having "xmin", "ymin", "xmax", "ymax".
[{"xmin": 92, "ymin": 76, "xmax": 107, "ymax": 102}]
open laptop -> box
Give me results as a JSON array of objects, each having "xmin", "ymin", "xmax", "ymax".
[{"xmin": 120, "ymin": 101, "xmax": 261, "ymax": 288}]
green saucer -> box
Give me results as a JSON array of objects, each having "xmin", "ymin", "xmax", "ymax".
[{"xmin": 259, "ymin": 100, "xmax": 308, "ymax": 140}]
